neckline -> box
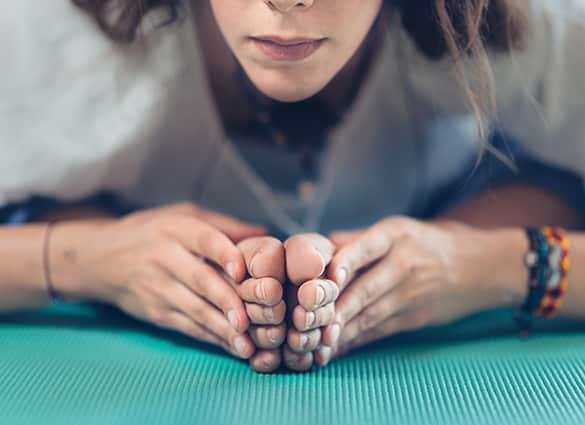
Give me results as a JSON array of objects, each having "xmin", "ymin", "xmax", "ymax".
[{"xmin": 183, "ymin": 3, "xmax": 397, "ymax": 235}]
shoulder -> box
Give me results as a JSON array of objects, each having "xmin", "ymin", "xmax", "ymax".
[
  {"xmin": 0, "ymin": 2, "xmax": 217, "ymax": 204},
  {"xmin": 0, "ymin": 1, "xmax": 203, "ymax": 144},
  {"xmin": 499, "ymin": 1, "xmax": 585, "ymax": 177}
]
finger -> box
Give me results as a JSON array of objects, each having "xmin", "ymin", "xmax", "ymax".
[
  {"xmin": 321, "ymin": 321, "xmax": 342, "ymax": 347},
  {"xmin": 170, "ymin": 216, "xmax": 248, "ymax": 282},
  {"xmin": 238, "ymin": 237, "xmax": 285, "ymax": 282},
  {"xmin": 292, "ymin": 304, "xmax": 335, "ymax": 332},
  {"xmin": 347, "ymin": 286, "xmax": 409, "ymax": 336},
  {"xmin": 248, "ymin": 323, "xmax": 287, "ymax": 350},
  {"xmin": 314, "ymin": 346, "xmax": 334, "ymax": 367},
  {"xmin": 328, "ymin": 228, "xmax": 366, "ymax": 247},
  {"xmin": 159, "ymin": 310, "xmax": 227, "ymax": 349},
  {"xmin": 196, "ymin": 209, "xmax": 267, "ymax": 243},
  {"xmin": 286, "ymin": 328, "xmax": 322, "ymax": 353},
  {"xmin": 328, "ymin": 226, "xmax": 391, "ymax": 290},
  {"xmin": 283, "ymin": 345, "xmax": 314, "ymax": 372},
  {"xmin": 236, "ymin": 277, "xmax": 283, "ymax": 306},
  {"xmin": 163, "ymin": 202, "xmax": 266, "ymax": 243},
  {"xmin": 245, "ymin": 301, "xmax": 286, "ymax": 325},
  {"xmin": 249, "ymin": 349, "xmax": 282, "ymax": 374},
  {"xmin": 332, "ymin": 255, "xmax": 408, "ymax": 328},
  {"xmin": 163, "ymin": 246, "xmax": 249, "ymax": 333},
  {"xmin": 284, "ymin": 233, "xmax": 335, "ymax": 285},
  {"xmin": 168, "ymin": 284, "xmax": 256, "ymax": 358},
  {"xmin": 335, "ymin": 297, "xmax": 404, "ymax": 349},
  {"xmin": 296, "ymin": 279, "xmax": 339, "ymax": 312},
  {"xmin": 339, "ymin": 310, "xmax": 426, "ymax": 353}
]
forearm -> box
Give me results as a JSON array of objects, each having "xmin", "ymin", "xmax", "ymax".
[
  {"xmin": 441, "ymin": 183, "xmax": 585, "ymax": 229},
  {"xmin": 0, "ymin": 224, "xmax": 53, "ymax": 311},
  {"xmin": 440, "ymin": 183, "xmax": 585, "ymax": 319},
  {"xmin": 0, "ymin": 207, "xmax": 115, "ymax": 313},
  {"xmin": 477, "ymin": 228, "xmax": 585, "ymax": 319}
]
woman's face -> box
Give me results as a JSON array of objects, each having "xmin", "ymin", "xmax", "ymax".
[{"xmin": 209, "ymin": 0, "xmax": 384, "ymax": 102}]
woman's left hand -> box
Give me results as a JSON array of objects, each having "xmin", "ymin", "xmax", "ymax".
[{"xmin": 317, "ymin": 217, "xmax": 524, "ymax": 365}]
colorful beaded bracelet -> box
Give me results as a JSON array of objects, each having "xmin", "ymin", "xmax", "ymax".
[{"xmin": 518, "ymin": 227, "xmax": 570, "ymax": 335}]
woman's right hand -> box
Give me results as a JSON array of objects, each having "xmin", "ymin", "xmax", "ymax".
[{"xmin": 48, "ymin": 202, "xmax": 268, "ymax": 359}]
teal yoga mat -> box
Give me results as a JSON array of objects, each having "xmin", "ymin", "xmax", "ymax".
[{"xmin": 1, "ymin": 303, "xmax": 585, "ymax": 425}]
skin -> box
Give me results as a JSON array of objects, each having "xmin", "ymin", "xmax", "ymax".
[
  {"xmin": 2, "ymin": 0, "xmax": 584, "ymax": 375},
  {"xmin": 283, "ymin": 234, "xmax": 337, "ymax": 371},
  {"xmin": 237, "ymin": 237, "xmax": 287, "ymax": 372},
  {"xmin": 2, "ymin": 0, "xmax": 389, "ymax": 371},
  {"xmin": 292, "ymin": 184, "xmax": 585, "ymax": 367},
  {"xmin": 207, "ymin": 0, "xmax": 384, "ymax": 102}
]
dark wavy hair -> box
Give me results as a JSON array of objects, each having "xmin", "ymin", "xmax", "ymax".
[{"xmin": 72, "ymin": 0, "xmax": 527, "ymax": 159}]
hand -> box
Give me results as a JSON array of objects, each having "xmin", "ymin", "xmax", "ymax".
[
  {"xmin": 282, "ymin": 234, "xmax": 338, "ymax": 372},
  {"xmin": 320, "ymin": 217, "xmax": 510, "ymax": 363},
  {"xmin": 49, "ymin": 202, "xmax": 268, "ymax": 360},
  {"xmin": 237, "ymin": 237, "xmax": 287, "ymax": 373}
]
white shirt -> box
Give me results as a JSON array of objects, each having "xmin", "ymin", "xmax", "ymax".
[{"xmin": 1, "ymin": 1, "xmax": 584, "ymax": 236}]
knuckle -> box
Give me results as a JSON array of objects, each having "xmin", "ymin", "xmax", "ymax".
[
  {"xmin": 179, "ymin": 202, "xmax": 200, "ymax": 214},
  {"xmin": 185, "ymin": 268, "xmax": 205, "ymax": 293},
  {"xmin": 144, "ymin": 220, "xmax": 172, "ymax": 244},
  {"xmin": 361, "ymin": 240, "xmax": 381, "ymax": 262},
  {"xmin": 393, "ymin": 216, "xmax": 414, "ymax": 230},
  {"xmin": 186, "ymin": 302, "xmax": 205, "ymax": 322},
  {"xmin": 356, "ymin": 285, "xmax": 375, "ymax": 312},
  {"xmin": 362, "ymin": 279, "xmax": 381, "ymax": 303},
  {"xmin": 150, "ymin": 241, "xmax": 182, "ymax": 268},
  {"xmin": 358, "ymin": 309, "xmax": 379, "ymax": 332},
  {"xmin": 395, "ymin": 256, "xmax": 416, "ymax": 276}
]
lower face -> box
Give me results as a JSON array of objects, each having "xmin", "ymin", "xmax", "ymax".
[{"xmin": 209, "ymin": 0, "xmax": 384, "ymax": 102}]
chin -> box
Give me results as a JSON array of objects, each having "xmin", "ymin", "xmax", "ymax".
[{"xmin": 242, "ymin": 64, "xmax": 332, "ymax": 103}]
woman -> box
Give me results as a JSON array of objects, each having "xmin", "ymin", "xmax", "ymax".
[{"xmin": 1, "ymin": 0, "xmax": 584, "ymax": 373}]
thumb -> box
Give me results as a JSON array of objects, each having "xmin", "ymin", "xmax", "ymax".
[
  {"xmin": 197, "ymin": 210, "xmax": 267, "ymax": 242},
  {"xmin": 328, "ymin": 228, "xmax": 366, "ymax": 247}
]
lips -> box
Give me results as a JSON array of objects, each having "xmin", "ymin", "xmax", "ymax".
[{"xmin": 251, "ymin": 36, "xmax": 327, "ymax": 62}]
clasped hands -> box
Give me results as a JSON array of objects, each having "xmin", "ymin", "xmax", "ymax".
[
  {"xmin": 90, "ymin": 203, "xmax": 497, "ymax": 374},
  {"xmin": 231, "ymin": 219, "xmax": 484, "ymax": 373}
]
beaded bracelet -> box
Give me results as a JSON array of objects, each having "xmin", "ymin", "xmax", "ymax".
[
  {"xmin": 536, "ymin": 227, "xmax": 570, "ymax": 318},
  {"xmin": 518, "ymin": 227, "xmax": 570, "ymax": 335}
]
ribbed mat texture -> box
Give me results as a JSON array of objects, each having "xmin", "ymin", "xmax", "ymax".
[{"xmin": 1, "ymin": 304, "xmax": 584, "ymax": 425}]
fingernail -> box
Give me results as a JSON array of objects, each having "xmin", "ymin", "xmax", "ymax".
[
  {"xmin": 268, "ymin": 328, "xmax": 280, "ymax": 344},
  {"xmin": 226, "ymin": 262, "xmax": 238, "ymax": 281},
  {"xmin": 337, "ymin": 268, "xmax": 348, "ymax": 286},
  {"xmin": 255, "ymin": 281, "xmax": 266, "ymax": 302},
  {"xmin": 330, "ymin": 323, "xmax": 341, "ymax": 346},
  {"xmin": 317, "ymin": 346, "xmax": 332, "ymax": 366},
  {"xmin": 327, "ymin": 280, "xmax": 340, "ymax": 302},
  {"xmin": 305, "ymin": 311, "xmax": 316, "ymax": 328},
  {"xmin": 234, "ymin": 335, "xmax": 249, "ymax": 358},
  {"xmin": 315, "ymin": 285, "xmax": 326, "ymax": 306},
  {"xmin": 299, "ymin": 334, "xmax": 309, "ymax": 349},
  {"xmin": 264, "ymin": 306, "xmax": 274, "ymax": 321},
  {"xmin": 227, "ymin": 310, "xmax": 240, "ymax": 331}
]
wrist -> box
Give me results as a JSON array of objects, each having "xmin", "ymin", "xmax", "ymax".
[
  {"xmin": 474, "ymin": 228, "xmax": 529, "ymax": 310},
  {"xmin": 48, "ymin": 219, "xmax": 114, "ymax": 302}
]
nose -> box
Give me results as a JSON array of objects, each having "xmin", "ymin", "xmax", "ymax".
[{"xmin": 265, "ymin": 0, "xmax": 314, "ymax": 13}]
